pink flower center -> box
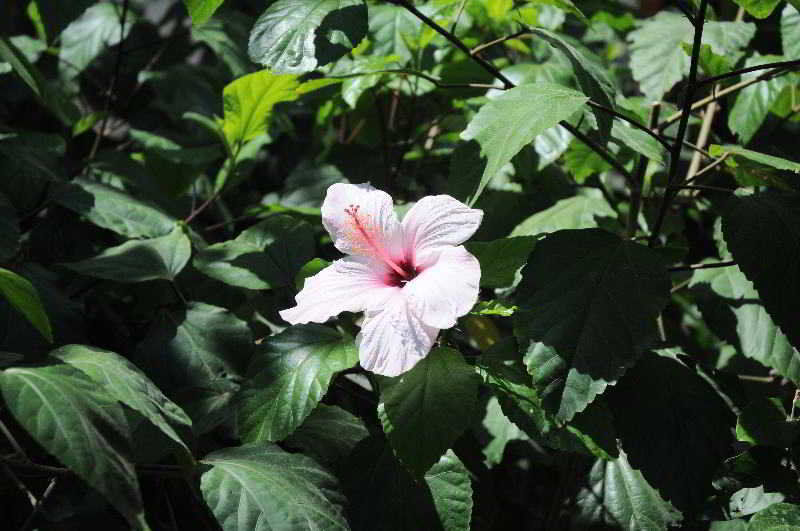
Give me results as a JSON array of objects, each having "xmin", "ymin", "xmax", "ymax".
[{"xmin": 344, "ymin": 204, "xmax": 414, "ymax": 282}]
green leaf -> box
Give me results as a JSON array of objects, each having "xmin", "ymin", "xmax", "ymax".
[
  {"xmin": 237, "ymin": 324, "xmax": 357, "ymax": 443},
  {"xmin": 0, "ymin": 192, "xmax": 20, "ymax": 261},
  {"xmin": 611, "ymin": 121, "xmax": 666, "ymax": 166},
  {"xmin": 0, "ymin": 36, "xmax": 80, "ymax": 125},
  {"xmin": 248, "ymin": 0, "xmax": 367, "ymax": 74},
  {"xmin": 728, "ymin": 54, "xmax": 790, "ymax": 144},
  {"xmin": 200, "ymin": 444, "xmax": 349, "ymax": 531},
  {"xmin": 574, "ymin": 452, "xmax": 682, "ymax": 530},
  {"xmin": 459, "ymin": 83, "xmax": 588, "ymax": 206},
  {"xmin": 221, "ymin": 70, "xmax": 301, "ymax": 148},
  {"xmin": 782, "ymin": 5, "xmax": 800, "ymax": 59},
  {"xmin": 425, "ymin": 450, "xmax": 474, "ymax": 531},
  {"xmin": 733, "ymin": 0, "xmax": 782, "ymax": 19},
  {"xmin": 184, "ymin": 0, "xmax": 225, "ymax": 25},
  {"xmin": 563, "ymin": 139, "xmax": 613, "ymax": 182},
  {"xmin": 748, "ymin": 503, "xmax": 800, "ymax": 530},
  {"xmin": 343, "ymin": 437, "xmax": 473, "ymax": 531},
  {"xmin": 284, "ymin": 404, "xmax": 369, "ymax": 465},
  {"xmin": 465, "ymin": 236, "xmax": 536, "ymax": 288},
  {"xmin": 607, "ymin": 353, "xmax": 734, "ymax": 514},
  {"xmin": 0, "ymin": 35, "xmax": 45, "ymax": 74},
  {"xmin": 514, "ymin": 229, "xmax": 671, "ymax": 423},
  {"xmin": 368, "ymin": 5, "xmax": 421, "ymax": 65},
  {"xmin": 482, "ymin": 396, "xmax": 527, "ymax": 466},
  {"xmin": 59, "ymin": 3, "xmax": 136, "ymax": 80},
  {"xmin": 471, "ymin": 300, "xmax": 518, "ymax": 317},
  {"xmin": 722, "ymin": 192, "xmax": 800, "ymax": 352},
  {"xmin": 730, "ymin": 486, "xmax": 785, "ymax": 518},
  {"xmin": 379, "ymin": 347, "xmax": 479, "ymax": 476},
  {"xmin": 510, "ymin": 191, "xmax": 616, "ymax": 237},
  {"xmin": 530, "ymin": 28, "xmax": 616, "ymax": 139},
  {"xmin": 0, "ymin": 267, "xmax": 52, "ymax": 343},
  {"xmin": 525, "ymin": 0, "xmax": 589, "ymax": 24},
  {"xmin": 281, "ymin": 161, "xmax": 348, "ymax": 208},
  {"xmin": 194, "ymin": 214, "xmax": 315, "ymax": 290},
  {"xmin": 63, "ymin": 224, "xmax": 191, "ymax": 282},
  {"xmin": 0, "ymin": 364, "xmax": 147, "ymax": 529},
  {"xmin": 51, "ymin": 344, "xmax": 193, "ymax": 452},
  {"xmin": 710, "ymin": 145, "xmax": 800, "ymax": 174},
  {"xmin": 56, "ymin": 177, "xmax": 177, "ymax": 238},
  {"xmin": 691, "ymin": 262, "xmax": 800, "ymax": 385},
  {"xmin": 135, "ymin": 302, "xmax": 253, "ymax": 393},
  {"xmin": 628, "ymin": 13, "xmax": 755, "ymax": 101},
  {"xmin": 737, "ymin": 397, "xmax": 800, "ymax": 448},
  {"xmin": 191, "ymin": 12, "xmax": 252, "ymax": 77}
]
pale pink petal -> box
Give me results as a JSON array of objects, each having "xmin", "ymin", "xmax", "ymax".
[
  {"xmin": 279, "ymin": 256, "xmax": 399, "ymax": 324},
  {"xmin": 401, "ymin": 195, "xmax": 483, "ymax": 266},
  {"xmin": 321, "ymin": 183, "xmax": 403, "ymax": 261},
  {"xmin": 403, "ymin": 245, "xmax": 481, "ymax": 329},
  {"xmin": 357, "ymin": 295, "xmax": 439, "ymax": 377}
]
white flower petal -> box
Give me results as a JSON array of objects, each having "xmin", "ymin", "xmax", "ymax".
[
  {"xmin": 357, "ymin": 295, "xmax": 439, "ymax": 377},
  {"xmin": 279, "ymin": 256, "xmax": 399, "ymax": 324},
  {"xmin": 404, "ymin": 245, "xmax": 481, "ymax": 329},
  {"xmin": 321, "ymin": 183, "xmax": 403, "ymax": 260},
  {"xmin": 401, "ymin": 195, "xmax": 483, "ymax": 266}
]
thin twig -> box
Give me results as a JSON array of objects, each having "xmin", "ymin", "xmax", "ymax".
[
  {"xmin": 664, "ymin": 184, "xmax": 734, "ymax": 193},
  {"xmin": 649, "ymin": 0, "xmax": 709, "ymax": 247},
  {"xmin": 327, "ymin": 69, "xmax": 497, "ymax": 89},
  {"xmin": 627, "ymin": 105, "xmax": 660, "ymax": 238},
  {"xmin": 587, "ymin": 100, "xmax": 673, "ymax": 151},
  {"xmin": 20, "ymin": 477, "xmax": 57, "ymax": 531},
  {"xmin": 685, "ymin": 102, "xmax": 718, "ymax": 182},
  {"xmin": 668, "ymin": 260, "xmax": 735, "ymax": 272},
  {"xmin": 687, "ymin": 153, "xmax": 729, "ymax": 182},
  {"xmin": 695, "ymin": 59, "xmax": 800, "ymax": 88},
  {"xmin": 471, "ymin": 31, "xmax": 531, "ymax": 56},
  {"xmin": 660, "ymin": 68, "xmax": 793, "ymax": 128},
  {"xmin": 88, "ymin": 0, "xmax": 130, "ymax": 161}
]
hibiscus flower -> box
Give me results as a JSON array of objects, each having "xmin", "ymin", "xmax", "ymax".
[{"xmin": 280, "ymin": 183, "xmax": 483, "ymax": 376}]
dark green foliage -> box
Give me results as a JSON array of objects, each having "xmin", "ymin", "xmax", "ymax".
[{"xmin": 1, "ymin": 1, "xmax": 799, "ymax": 530}]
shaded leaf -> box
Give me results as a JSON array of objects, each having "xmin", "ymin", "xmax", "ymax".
[
  {"xmin": 722, "ymin": 191, "xmax": 800, "ymax": 351},
  {"xmin": 465, "ymin": 236, "xmax": 536, "ymax": 288},
  {"xmin": 736, "ymin": 397, "xmax": 800, "ymax": 448},
  {"xmin": 201, "ymin": 444, "xmax": 349, "ymax": 530},
  {"xmin": 0, "ymin": 267, "xmax": 52, "ymax": 342},
  {"xmin": 514, "ymin": 229, "xmax": 671, "ymax": 422},
  {"xmin": 63, "ymin": 224, "xmax": 191, "ymax": 282},
  {"xmin": 194, "ymin": 214, "xmax": 315, "ymax": 290},
  {"xmin": 782, "ymin": 5, "xmax": 800, "ymax": 59},
  {"xmin": 343, "ymin": 437, "xmax": 473, "ymax": 531},
  {"xmin": 379, "ymin": 347, "xmax": 479, "ymax": 476},
  {"xmin": 0, "ymin": 364, "xmax": 147, "ymax": 529},
  {"xmin": 237, "ymin": 324, "xmax": 357, "ymax": 443},
  {"xmin": 51, "ymin": 344, "xmax": 193, "ymax": 452},
  {"xmin": 56, "ymin": 177, "xmax": 177, "ymax": 238},
  {"xmin": 748, "ymin": 502, "xmax": 800, "ymax": 529},
  {"xmin": 607, "ymin": 353, "xmax": 734, "ymax": 514},
  {"xmin": 0, "ymin": 192, "xmax": 20, "ymax": 261},
  {"xmin": 574, "ymin": 452, "xmax": 681, "ymax": 530},
  {"xmin": 285, "ymin": 404, "xmax": 369, "ymax": 465}
]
